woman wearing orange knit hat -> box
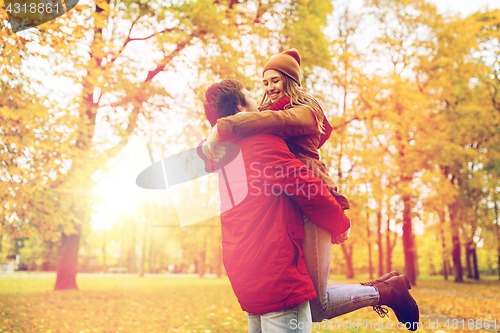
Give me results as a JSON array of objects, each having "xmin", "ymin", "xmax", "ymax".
[{"xmin": 206, "ymin": 49, "xmax": 418, "ymax": 330}]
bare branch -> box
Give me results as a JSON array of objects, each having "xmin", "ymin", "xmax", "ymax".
[
  {"xmin": 109, "ymin": 15, "xmax": 141, "ymax": 64},
  {"xmin": 127, "ymin": 27, "xmax": 175, "ymax": 44},
  {"xmin": 111, "ymin": 16, "xmax": 176, "ymax": 65},
  {"xmin": 144, "ymin": 30, "xmax": 208, "ymax": 82},
  {"xmin": 123, "ymin": 15, "xmax": 142, "ymax": 49}
]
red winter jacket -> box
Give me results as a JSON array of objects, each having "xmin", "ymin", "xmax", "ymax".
[
  {"xmin": 213, "ymin": 134, "xmax": 350, "ymax": 315},
  {"xmin": 216, "ymin": 98, "xmax": 350, "ymax": 210}
]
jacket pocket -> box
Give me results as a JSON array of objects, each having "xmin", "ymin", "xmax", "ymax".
[
  {"xmin": 287, "ymin": 223, "xmax": 304, "ymax": 239},
  {"xmin": 288, "ymin": 223, "xmax": 308, "ymax": 275}
]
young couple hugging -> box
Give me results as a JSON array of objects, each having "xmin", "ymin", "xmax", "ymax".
[{"xmin": 199, "ymin": 49, "xmax": 419, "ymax": 333}]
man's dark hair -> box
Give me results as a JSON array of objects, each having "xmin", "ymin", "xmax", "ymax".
[{"xmin": 204, "ymin": 79, "xmax": 247, "ymax": 127}]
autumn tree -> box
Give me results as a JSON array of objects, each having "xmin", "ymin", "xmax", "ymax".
[
  {"xmin": 2, "ymin": 0, "xmax": 337, "ymax": 289},
  {"xmin": 408, "ymin": 7, "xmax": 500, "ymax": 282},
  {"xmin": 0, "ymin": 10, "xmax": 76, "ymax": 264},
  {"xmin": 362, "ymin": 0, "xmax": 487, "ymax": 285}
]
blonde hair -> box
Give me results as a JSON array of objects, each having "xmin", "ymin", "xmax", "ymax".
[{"xmin": 260, "ymin": 71, "xmax": 326, "ymax": 134}]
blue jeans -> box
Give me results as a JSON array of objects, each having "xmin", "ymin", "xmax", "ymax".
[
  {"xmin": 302, "ymin": 214, "xmax": 380, "ymax": 322},
  {"xmin": 247, "ymin": 301, "xmax": 312, "ymax": 333}
]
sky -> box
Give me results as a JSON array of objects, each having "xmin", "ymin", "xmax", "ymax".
[
  {"xmin": 346, "ymin": 0, "xmax": 499, "ymax": 17},
  {"xmin": 429, "ymin": 0, "xmax": 499, "ymax": 16}
]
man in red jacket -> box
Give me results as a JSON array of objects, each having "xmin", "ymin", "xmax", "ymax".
[{"xmin": 202, "ymin": 79, "xmax": 419, "ymax": 333}]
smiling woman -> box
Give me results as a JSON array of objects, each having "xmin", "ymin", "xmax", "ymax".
[{"xmin": 262, "ymin": 69, "xmax": 284, "ymax": 103}]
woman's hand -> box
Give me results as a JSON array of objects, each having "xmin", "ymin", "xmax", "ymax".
[
  {"xmin": 202, "ymin": 125, "xmax": 226, "ymax": 162},
  {"xmin": 332, "ymin": 229, "xmax": 350, "ymax": 245},
  {"xmin": 201, "ymin": 142, "xmax": 226, "ymax": 163}
]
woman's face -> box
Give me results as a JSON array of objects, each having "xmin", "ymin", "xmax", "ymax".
[{"xmin": 263, "ymin": 70, "xmax": 283, "ymax": 103}]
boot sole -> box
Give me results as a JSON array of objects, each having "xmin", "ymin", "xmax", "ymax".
[{"xmin": 390, "ymin": 276, "xmax": 419, "ymax": 331}]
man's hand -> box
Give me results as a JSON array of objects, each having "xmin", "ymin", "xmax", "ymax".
[{"xmin": 332, "ymin": 229, "xmax": 350, "ymax": 245}]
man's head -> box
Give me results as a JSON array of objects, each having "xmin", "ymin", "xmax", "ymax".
[{"xmin": 204, "ymin": 79, "xmax": 258, "ymax": 127}]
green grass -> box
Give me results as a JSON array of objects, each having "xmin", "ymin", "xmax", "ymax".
[
  {"xmin": 0, "ymin": 275, "xmax": 499, "ymax": 332},
  {"xmin": 0, "ymin": 276, "xmax": 245, "ymax": 333}
]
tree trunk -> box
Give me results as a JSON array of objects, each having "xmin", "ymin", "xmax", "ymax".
[
  {"xmin": 367, "ymin": 211, "xmax": 373, "ymax": 279},
  {"xmin": 472, "ymin": 246, "xmax": 479, "ymax": 280},
  {"xmin": 199, "ymin": 246, "xmax": 206, "ymax": 278},
  {"xmin": 139, "ymin": 214, "xmax": 147, "ymax": 277},
  {"xmin": 377, "ymin": 210, "xmax": 384, "ymax": 276},
  {"xmin": 386, "ymin": 219, "xmax": 396, "ymax": 273},
  {"xmin": 439, "ymin": 210, "xmax": 448, "ymax": 280},
  {"xmin": 341, "ymin": 243, "xmax": 354, "ymax": 279},
  {"xmin": 494, "ymin": 200, "xmax": 500, "ymax": 281},
  {"xmin": 465, "ymin": 241, "xmax": 473, "ymax": 279},
  {"xmin": 451, "ymin": 233, "xmax": 463, "ymax": 282},
  {"xmin": 215, "ymin": 234, "xmax": 223, "ymax": 278},
  {"xmin": 449, "ymin": 202, "xmax": 463, "ymax": 282},
  {"xmin": 402, "ymin": 194, "xmax": 416, "ymax": 286},
  {"xmin": 53, "ymin": 0, "xmax": 105, "ymax": 289},
  {"xmin": 149, "ymin": 229, "xmax": 154, "ymax": 273},
  {"xmin": 54, "ymin": 224, "xmax": 81, "ymax": 290},
  {"xmin": 130, "ymin": 219, "xmax": 137, "ymax": 274},
  {"xmin": 119, "ymin": 225, "xmax": 124, "ymax": 269},
  {"xmin": 102, "ymin": 218, "xmax": 107, "ymax": 273}
]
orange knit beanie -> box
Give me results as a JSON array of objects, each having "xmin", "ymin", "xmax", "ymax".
[{"xmin": 263, "ymin": 49, "xmax": 301, "ymax": 86}]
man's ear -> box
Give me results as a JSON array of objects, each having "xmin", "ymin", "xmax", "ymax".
[{"xmin": 236, "ymin": 105, "xmax": 244, "ymax": 113}]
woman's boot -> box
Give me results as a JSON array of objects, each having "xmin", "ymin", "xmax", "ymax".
[{"xmin": 370, "ymin": 275, "xmax": 419, "ymax": 331}]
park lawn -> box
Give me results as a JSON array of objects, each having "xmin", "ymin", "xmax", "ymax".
[
  {"xmin": 410, "ymin": 280, "xmax": 500, "ymax": 327},
  {"xmin": 0, "ymin": 276, "xmax": 246, "ymax": 333},
  {"xmin": 0, "ymin": 275, "xmax": 499, "ymax": 333}
]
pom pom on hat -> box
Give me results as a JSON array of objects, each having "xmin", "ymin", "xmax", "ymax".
[{"xmin": 263, "ymin": 49, "xmax": 301, "ymax": 86}]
